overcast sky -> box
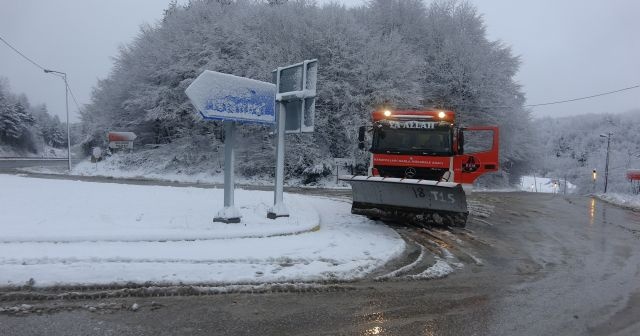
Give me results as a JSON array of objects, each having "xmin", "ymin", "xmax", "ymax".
[{"xmin": 0, "ymin": 0, "xmax": 638, "ymax": 122}]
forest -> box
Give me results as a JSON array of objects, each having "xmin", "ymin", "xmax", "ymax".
[
  {"xmin": 77, "ymin": 0, "xmax": 534, "ymax": 186},
  {"xmin": 0, "ymin": 78, "xmax": 67, "ymax": 156}
]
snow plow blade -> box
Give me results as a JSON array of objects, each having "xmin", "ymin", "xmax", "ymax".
[{"xmin": 340, "ymin": 175, "xmax": 469, "ymax": 227}]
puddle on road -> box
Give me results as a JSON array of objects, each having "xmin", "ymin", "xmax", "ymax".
[{"xmin": 589, "ymin": 198, "xmax": 596, "ymax": 226}]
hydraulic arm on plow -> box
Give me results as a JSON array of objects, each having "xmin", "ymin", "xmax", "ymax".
[{"xmin": 341, "ymin": 108, "xmax": 499, "ymax": 227}]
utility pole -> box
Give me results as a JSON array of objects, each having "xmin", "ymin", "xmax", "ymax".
[
  {"xmin": 44, "ymin": 69, "xmax": 71, "ymax": 172},
  {"xmin": 600, "ymin": 133, "xmax": 612, "ymax": 193}
]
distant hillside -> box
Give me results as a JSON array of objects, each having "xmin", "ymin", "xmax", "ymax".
[{"xmin": 535, "ymin": 109, "xmax": 640, "ymax": 193}]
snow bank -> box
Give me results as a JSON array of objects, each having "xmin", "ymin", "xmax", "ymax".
[
  {"xmin": 0, "ymin": 175, "xmax": 405, "ymax": 287},
  {"xmin": 594, "ymin": 193, "xmax": 640, "ymax": 211},
  {"xmin": 70, "ymin": 155, "xmax": 229, "ymax": 185},
  {"xmin": 22, "ymin": 153, "xmax": 349, "ymax": 189}
]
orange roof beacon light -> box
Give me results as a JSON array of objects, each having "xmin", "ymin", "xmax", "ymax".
[{"xmin": 372, "ymin": 109, "xmax": 456, "ymax": 123}]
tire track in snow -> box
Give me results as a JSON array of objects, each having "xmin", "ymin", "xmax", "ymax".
[{"xmin": 374, "ymin": 241, "xmax": 427, "ymax": 281}]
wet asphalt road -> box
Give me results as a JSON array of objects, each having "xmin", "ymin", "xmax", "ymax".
[{"xmin": 0, "ymin": 170, "xmax": 639, "ymax": 335}]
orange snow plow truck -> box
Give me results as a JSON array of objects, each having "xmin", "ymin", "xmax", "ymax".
[{"xmin": 340, "ymin": 108, "xmax": 499, "ymax": 227}]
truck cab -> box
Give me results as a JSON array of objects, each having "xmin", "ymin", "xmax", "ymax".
[{"xmin": 359, "ymin": 108, "xmax": 499, "ymax": 186}]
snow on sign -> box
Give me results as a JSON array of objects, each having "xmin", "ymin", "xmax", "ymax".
[
  {"xmin": 272, "ymin": 59, "xmax": 317, "ymax": 133},
  {"xmin": 627, "ymin": 169, "xmax": 640, "ymax": 180},
  {"xmin": 185, "ymin": 71, "xmax": 276, "ymax": 124}
]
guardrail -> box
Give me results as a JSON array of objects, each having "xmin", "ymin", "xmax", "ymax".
[{"xmin": 0, "ymin": 157, "xmax": 69, "ymax": 160}]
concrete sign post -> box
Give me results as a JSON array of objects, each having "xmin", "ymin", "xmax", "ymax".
[
  {"xmin": 215, "ymin": 120, "xmax": 241, "ymax": 223},
  {"xmin": 267, "ymin": 100, "xmax": 288, "ymax": 219},
  {"xmin": 186, "ymin": 71, "xmax": 276, "ymax": 223},
  {"xmin": 267, "ymin": 60, "xmax": 318, "ymax": 219}
]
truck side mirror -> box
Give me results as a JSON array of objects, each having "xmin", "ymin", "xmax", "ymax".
[
  {"xmin": 358, "ymin": 126, "xmax": 366, "ymax": 143},
  {"xmin": 358, "ymin": 126, "xmax": 366, "ymax": 150},
  {"xmin": 457, "ymin": 129, "xmax": 464, "ymax": 155}
]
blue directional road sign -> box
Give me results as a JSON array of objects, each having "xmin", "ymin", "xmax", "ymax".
[{"xmin": 186, "ymin": 71, "xmax": 276, "ymax": 124}]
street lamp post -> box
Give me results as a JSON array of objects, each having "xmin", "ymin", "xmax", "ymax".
[
  {"xmin": 44, "ymin": 69, "xmax": 71, "ymax": 172},
  {"xmin": 600, "ymin": 133, "xmax": 613, "ymax": 193}
]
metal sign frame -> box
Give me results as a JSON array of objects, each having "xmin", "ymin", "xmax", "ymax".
[
  {"xmin": 272, "ymin": 59, "xmax": 317, "ymax": 133},
  {"xmin": 185, "ymin": 64, "xmax": 318, "ymax": 223},
  {"xmin": 267, "ymin": 59, "xmax": 318, "ymax": 219}
]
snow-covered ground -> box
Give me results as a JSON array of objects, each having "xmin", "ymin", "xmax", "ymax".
[
  {"xmin": 0, "ymin": 175, "xmax": 404, "ymax": 287},
  {"xmin": 594, "ymin": 193, "xmax": 640, "ymax": 211},
  {"xmin": 520, "ymin": 176, "xmax": 640, "ymax": 211}
]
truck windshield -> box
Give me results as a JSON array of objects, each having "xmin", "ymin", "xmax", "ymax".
[{"xmin": 372, "ymin": 126, "xmax": 453, "ymax": 156}]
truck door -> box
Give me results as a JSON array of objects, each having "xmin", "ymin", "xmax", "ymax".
[{"xmin": 453, "ymin": 126, "xmax": 499, "ymax": 184}]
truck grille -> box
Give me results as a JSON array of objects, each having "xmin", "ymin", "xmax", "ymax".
[{"xmin": 375, "ymin": 166, "xmax": 448, "ymax": 181}]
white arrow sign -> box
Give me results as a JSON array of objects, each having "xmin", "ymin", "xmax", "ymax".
[{"xmin": 186, "ymin": 71, "xmax": 276, "ymax": 124}]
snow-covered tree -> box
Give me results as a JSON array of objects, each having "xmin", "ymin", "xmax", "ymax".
[
  {"xmin": 0, "ymin": 101, "xmax": 34, "ymax": 143},
  {"xmin": 0, "ymin": 78, "xmax": 66, "ymax": 154},
  {"xmin": 79, "ymin": 0, "xmax": 533, "ymax": 185}
]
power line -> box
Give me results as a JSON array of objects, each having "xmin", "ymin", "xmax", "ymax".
[
  {"xmin": 525, "ymin": 84, "xmax": 640, "ymax": 107},
  {"xmin": 1, "ymin": 34, "xmax": 84, "ymax": 114},
  {"xmin": 66, "ymin": 82, "xmax": 84, "ymax": 114},
  {"xmin": 0, "ymin": 35, "xmax": 46, "ymax": 71},
  {"xmin": 454, "ymin": 84, "xmax": 639, "ymax": 109}
]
